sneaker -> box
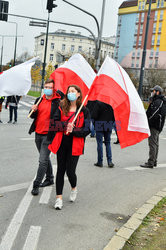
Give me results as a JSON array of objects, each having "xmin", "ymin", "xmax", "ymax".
[
  {"xmin": 54, "ymin": 198, "xmax": 63, "ymax": 210},
  {"xmin": 94, "ymin": 162, "xmax": 103, "ymax": 167},
  {"xmin": 7, "ymin": 120, "xmax": 12, "ymax": 123},
  {"xmin": 13, "ymin": 121, "xmax": 17, "ymax": 124},
  {"xmin": 140, "ymin": 163, "xmax": 153, "ymax": 168},
  {"xmin": 31, "ymin": 187, "xmax": 39, "ymax": 196},
  {"xmin": 108, "ymin": 162, "xmax": 114, "ymax": 168},
  {"xmin": 39, "ymin": 179, "xmax": 54, "ymax": 187},
  {"xmin": 0, "ymin": 120, "xmax": 3, "ymax": 123},
  {"xmin": 70, "ymin": 188, "xmax": 77, "ymax": 202},
  {"xmin": 113, "ymin": 140, "xmax": 119, "ymax": 144}
]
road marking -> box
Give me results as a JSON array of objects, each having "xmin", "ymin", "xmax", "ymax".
[
  {"xmin": 125, "ymin": 163, "xmax": 166, "ymax": 171},
  {"xmin": 23, "ymin": 226, "xmax": 41, "ymax": 250},
  {"xmin": 39, "ymin": 186, "xmax": 53, "ymax": 204},
  {"xmin": 20, "ymin": 138, "xmax": 35, "ymax": 141},
  {"xmin": 161, "ymin": 138, "xmax": 166, "ymax": 140},
  {"xmin": 19, "ymin": 101, "xmax": 32, "ymax": 107},
  {"xmin": 0, "ymin": 182, "xmax": 33, "ymax": 250},
  {"xmin": 0, "ymin": 182, "xmax": 30, "ymax": 194}
]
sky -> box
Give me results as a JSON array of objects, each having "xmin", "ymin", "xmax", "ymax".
[{"xmin": 0, "ymin": 0, "xmax": 124, "ymax": 64}]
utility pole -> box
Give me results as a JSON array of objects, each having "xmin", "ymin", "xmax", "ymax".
[
  {"xmin": 0, "ymin": 36, "xmax": 4, "ymax": 72},
  {"xmin": 96, "ymin": 0, "xmax": 106, "ymax": 72},
  {"xmin": 138, "ymin": 0, "xmax": 152, "ymax": 97},
  {"xmin": 8, "ymin": 21, "xmax": 18, "ymax": 66}
]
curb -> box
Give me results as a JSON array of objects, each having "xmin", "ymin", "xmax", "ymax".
[{"xmin": 103, "ymin": 188, "xmax": 166, "ymax": 250}]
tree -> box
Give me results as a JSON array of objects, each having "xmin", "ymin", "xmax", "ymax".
[{"xmin": 17, "ymin": 51, "xmax": 32, "ymax": 63}]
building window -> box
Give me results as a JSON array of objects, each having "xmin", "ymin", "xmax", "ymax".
[
  {"xmin": 78, "ymin": 46, "xmax": 82, "ymax": 52},
  {"xmin": 138, "ymin": 1, "xmax": 141, "ymax": 10},
  {"xmin": 154, "ymin": 58, "xmax": 158, "ymax": 68},
  {"xmin": 137, "ymin": 48, "xmax": 141, "ymax": 58},
  {"xmin": 154, "ymin": 11, "xmax": 158, "ymax": 21},
  {"xmin": 138, "ymin": 36, "xmax": 142, "ymax": 46},
  {"xmin": 41, "ymin": 39, "xmax": 44, "ymax": 45},
  {"xmin": 71, "ymin": 45, "xmax": 75, "ymax": 52},
  {"xmin": 63, "ymin": 37, "xmax": 66, "ymax": 40},
  {"xmin": 135, "ymin": 24, "xmax": 138, "ymax": 34},
  {"xmin": 158, "ymin": 22, "xmax": 162, "ymax": 33},
  {"xmin": 161, "ymin": 0, "xmax": 164, "ymax": 7},
  {"xmin": 104, "ymin": 51, "xmax": 107, "ymax": 57},
  {"xmin": 150, "ymin": 48, "xmax": 154, "ymax": 57},
  {"xmin": 157, "ymin": 34, "xmax": 161, "ymax": 45},
  {"xmin": 149, "ymin": 58, "xmax": 153, "ymax": 68},
  {"xmin": 117, "ymin": 27, "xmax": 121, "ymax": 36},
  {"xmin": 157, "ymin": 0, "xmax": 160, "ymax": 8},
  {"xmin": 72, "ymin": 38, "xmax": 75, "ymax": 41},
  {"xmin": 89, "ymin": 47, "xmax": 91, "ymax": 54},
  {"xmin": 160, "ymin": 10, "xmax": 164, "ymax": 20},
  {"xmin": 142, "ymin": 1, "xmax": 145, "ymax": 10},
  {"xmin": 50, "ymin": 54, "xmax": 53, "ymax": 61},
  {"xmin": 141, "ymin": 12, "xmax": 145, "ymax": 22},
  {"xmin": 131, "ymin": 58, "xmax": 135, "ymax": 67},
  {"xmin": 136, "ymin": 13, "xmax": 139, "ymax": 23},
  {"xmin": 80, "ymin": 39, "xmax": 82, "ymax": 42},
  {"xmin": 140, "ymin": 24, "xmax": 143, "ymax": 34},
  {"xmin": 118, "ymin": 15, "xmax": 122, "ymax": 25},
  {"xmin": 136, "ymin": 59, "xmax": 139, "ymax": 68},
  {"xmin": 151, "ymin": 35, "xmax": 155, "ymax": 45},
  {"xmin": 153, "ymin": 23, "xmax": 156, "ymax": 33},
  {"xmin": 132, "ymin": 49, "xmax": 136, "ymax": 58},
  {"xmin": 51, "ymin": 43, "xmax": 54, "ymax": 50},
  {"xmin": 155, "ymin": 47, "xmax": 159, "ymax": 57},
  {"xmin": 62, "ymin": 44, "xmax": 66, "ymax": 51}
]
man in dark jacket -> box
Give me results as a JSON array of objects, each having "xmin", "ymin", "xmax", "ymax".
[
  {"xmin": 29, "ymin": 79, "xmax": 61, "ymax": 195},
  {"xmin": 88, "ymin": 101, "xmax": 115, "ymax": 168},
  {"xmin": 141, "ymin": 85, "xmax": 166, "ymax": 168},
  {"xmin": 5, "ymin": 95, "xmax": 21, "ymax": 124}
]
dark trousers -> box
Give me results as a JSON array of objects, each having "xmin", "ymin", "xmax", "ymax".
[
  {"xmin": 148, "ymin": 128, "xmax": 160, "ymax": 165},
  {"xmin": 56, "ymin": 135, "xmax": 79, "ymax": 195},
  {"xmin": 96, "ymin": 131, "xmax": 112, "ymax": 164},
  {"xmin": 9, "ymin": 106, "xmax": 17, "ymax": 122},
  {"xmin": 33, "ymin": 133, "xmax": 53, "ymax": 187}
]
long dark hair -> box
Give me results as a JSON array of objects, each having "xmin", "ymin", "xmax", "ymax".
[{"xmin": 61, "ymin": 85, "xmax": 83, "ymax": 115}]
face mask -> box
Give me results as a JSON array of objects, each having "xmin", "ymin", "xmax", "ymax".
[
  {"xmin": 67, "ymin": 92, "xmax": 77, "ymax": 101},
  {"xmin": 44, "ymin": 89, "xmax": 53, "ymax": 96},
  {"xmin": 151, "ymin": 92, "xmax": 156, "ymax": 97}
]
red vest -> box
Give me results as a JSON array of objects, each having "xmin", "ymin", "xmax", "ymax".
[{"xmin": 48, "ymin": 109, "xmax": 85, "ymax": 156}]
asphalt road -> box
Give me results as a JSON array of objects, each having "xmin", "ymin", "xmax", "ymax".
[{"xmin": 0, "ymin": 96, "xmax": 166, "ymax": 250}]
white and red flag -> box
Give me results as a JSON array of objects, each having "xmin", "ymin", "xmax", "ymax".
[
  {"xmin": 0, "ymin": 57, "xmax": 37, "ymax": 96},
  {"xmin": 50, "ymin": 53, "xmax": 96, "ymax": 98},
  {"xmin": 88, "ymin": 56, "xmax": 150, "ymax": 148}
]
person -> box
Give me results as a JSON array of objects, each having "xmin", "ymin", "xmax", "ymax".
[
  {"xmin": 29, "ymin": 79, "xmax": 61, "ymax": 195},
  {"xmin": 89, "ymin": 100, "xmax": 115, "ymax": 168},
  {"xmin": 140, "ymin": 85, "xmax": 166, "ymax": 168},
  {"xmin": 48, "ymin": 84, "xmax": 90, "ymax": 210},
  {"xmin": 5, "ymin": 95, "xmax": 21, "ymax": 124},
  {"xmin": 0, "ymin": 96, "xmax": 5, "ymax": 123}
]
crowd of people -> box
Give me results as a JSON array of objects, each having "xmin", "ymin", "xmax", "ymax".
[{"xmin": 28, "ymin": 79, "xmax": 165, "ymax": 210}]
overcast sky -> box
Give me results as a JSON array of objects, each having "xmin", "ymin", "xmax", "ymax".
[{"xmin": 0, "ymin": 0, "xmax": 124, "ymax": 64}]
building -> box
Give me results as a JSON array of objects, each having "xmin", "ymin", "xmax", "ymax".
[
  {"xmin": 115, "ymin": 0, "xmax": 166, "ymax": 69},
  {"xmin": 34, "ymin": 29, "xmax": 115, "ymax": 67}
]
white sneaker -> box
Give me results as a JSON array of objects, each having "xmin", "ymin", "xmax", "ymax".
[
  {"xmin": 54, "ymin": 198, "xmax": 63, "ymax": 210},
  {"xmin": 70, "ymin": 188, "xmax": 77, "ymax": 202}
]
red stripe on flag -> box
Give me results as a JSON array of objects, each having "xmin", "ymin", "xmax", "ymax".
[
  {"xmin": 88, "ymin": 74, "xmax": 149, "ymax": 148},
  {"xmin": 50, "ymin": 68, "xmax": 89, "ymax": 99}
]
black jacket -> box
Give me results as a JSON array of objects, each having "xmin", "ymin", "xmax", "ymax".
[
  {"xmin": 6, "ymin": 96, "xmax": 20, "ymax": 107},
  {"xmin": 28, "ymin": 96, "xmax": 60, "ymax": 141},
  {"xmin": 87, "ymin": 100, "xmax": 115, "ymax": 131},
  {"xmin": 146, "ymin": 94, "xmax": 166, "ymax": 132}
]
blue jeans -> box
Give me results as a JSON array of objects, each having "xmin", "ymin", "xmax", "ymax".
[
  {"xmin": 96, "ymin": 131, "xmax": 112, "ymax": 164},
  {"xmin": 90, "ymin": 121, "xmax": 95, "ymax": 137}
]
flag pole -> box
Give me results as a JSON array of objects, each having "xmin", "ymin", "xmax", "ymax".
[{"xmin": 27, "ymin": 97, "xmax": 42, "ymax": 118}]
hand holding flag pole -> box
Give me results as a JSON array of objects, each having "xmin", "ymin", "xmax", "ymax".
[{"xmin": 27, "ymin": 96, "xmax": 42, "ymax": 118}]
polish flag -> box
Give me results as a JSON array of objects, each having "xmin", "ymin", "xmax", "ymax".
[
  {"xmin": 50, "ymin": 53, "xmax": 96, "ymax": 98},
  {"xmin": 88, "ymin": 56, "xmax": 150, "ymax": 148}
]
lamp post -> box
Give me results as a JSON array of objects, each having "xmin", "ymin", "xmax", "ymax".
[
  {"xmin": 138, "ymin": 0, "xmax": 152, "ymax": 97},
  {"xmin": 0, "ymin": 36, "xmax": 4, "ymax": 72},
  {"xmin": 8, "ymin": 21, "xmax": 18, "ymax": 66}
]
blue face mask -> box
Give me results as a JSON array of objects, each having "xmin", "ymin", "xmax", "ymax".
[
  {"xmin": 44, "ymin": 88, "xmax": 53, "ymax": 96},
  {"xmin": 67, "ymin": 92, "xmax": 77, "ymax": 101}
]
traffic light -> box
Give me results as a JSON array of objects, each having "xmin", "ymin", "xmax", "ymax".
[
  {"xmin": 0, "ymin": 1, "xmax": 9, "ymax": 22},
  {"xmin": 46, "ymin": 0, "xmax": 57, "ymax": 13}
]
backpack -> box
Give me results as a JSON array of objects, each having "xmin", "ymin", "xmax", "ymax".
[{"xmin": 160, "ymin": 98, "xmax": 166, "ymax": 116}]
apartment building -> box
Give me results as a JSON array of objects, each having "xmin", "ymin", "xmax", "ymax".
[
  {"xmin": 115, "ymin": 0, "xmax": 166, "ymax": 69},
  {"xmin": 34, "ymin": 29, "xmax": 115, "ymax": 66}
]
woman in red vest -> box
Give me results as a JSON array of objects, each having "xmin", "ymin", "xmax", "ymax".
[{"xmin": 48, "ymin": 85, "xmax": 90, "ymax": 210}]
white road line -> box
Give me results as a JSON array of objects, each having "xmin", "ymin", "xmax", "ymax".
[
  {"xmin": 125, "ymin": 163, "xmax": 166, "ymax": 171},
  {"xmin": 0, "ymin": 182, "xmax": 33, "ymax": 250},
  {"xmin": 20, "ymin": 138, "xmax": 35, "ymax": 141},
  {"xmin": 39, "ymin": 186, "xmax": 53, "ymax": 204},
  {"xmin": 19, "ymin": 101, "xmax": 32, "ymax": 107},
  {"xmin": 23, "ymin": 226, "xmax": 41, "ymax": 250},
  {"xmin": 0, "ymin": 182, "xmax": 30, "ymax": 194}
]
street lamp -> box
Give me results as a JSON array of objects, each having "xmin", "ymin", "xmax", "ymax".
[
  {"xmin": 8, "ymin": 21, "xmax": 18, "ymax": 66},
  {"xmin": 62, "ymin": 0, "xmax": 106, "ymax": 71}
]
